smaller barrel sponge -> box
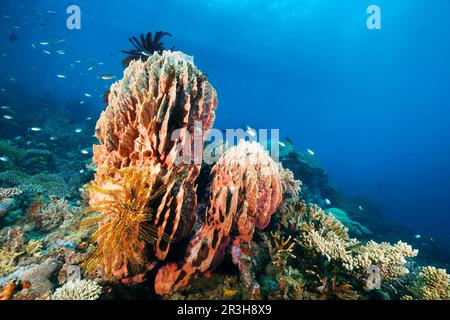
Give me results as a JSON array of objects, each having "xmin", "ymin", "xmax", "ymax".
[
  {"xmin": 155, "ymin": 141, "xmax": 283, "ymax": 295},
  {"xmin": 408, "ymin": 266, "xmax": 450, "ymax": 300},
  {"xmin": 325, "ymin": 207, "xmax": 372, "ymax": 235},
  {"xmin": 50, "ymin": 279, "xmax": 102, "ymax": 300}
]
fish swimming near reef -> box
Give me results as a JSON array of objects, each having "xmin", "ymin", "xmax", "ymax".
[
  {"xmin": 306, "ymin": 148, "xmax": 315, "ymax": 156},
  {"xmin": 98, "ymin": 74, "xmax": 115, "ymax": 80}
]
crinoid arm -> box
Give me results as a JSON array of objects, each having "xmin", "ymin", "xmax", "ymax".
[{"xmin": 82, "ymin": 166, "xmax": 173, "ymax": 280}]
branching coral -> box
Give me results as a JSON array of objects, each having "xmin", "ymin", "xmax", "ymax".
[
  {"xmin": 50, "ymin": 279, "xmax": 102, "ymax": 300},
  {"xmin": 87, "ymin": 50, "xmax": 217, "ymax": 280},
  {"xmin": 408, "ymin": 266, "xmax": 450, "ymax": 300},
  {"xmin": 351, "ymin": 240, "xmax": 418, "ymax": 280},
  {"xmin": 155, "ymin": 141, "xmax": 283, "ymax": 295},
  {"xmin": 276, "ymin": 199, "xmax": 418, "ymax": 298},
  {"xmin": 33, "ymin": 198, "xmax": 73, "ymax": 233}
]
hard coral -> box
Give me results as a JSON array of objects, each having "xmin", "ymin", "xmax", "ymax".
[
  {"xmin": 88, "ymin": 50, "xmax": 217, "ymax": 280},
  {"xmin": 51, "ymin": 279, "xmax": 102, "ymax": 300},
  {"xmin": 155, "ymin": 141, "xmax": 283, "ymax": 295},
  {"xmin": 408, "ymin": 266, "xmax": 450, "ymax": 300}
]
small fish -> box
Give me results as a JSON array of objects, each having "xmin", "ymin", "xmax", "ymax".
[
  {"xmin": 1, "ymin": 53, "xmax": 8, "ymax": 57},
  {"xmin": 47, "ymin": 10, "xmax": 56, "ymax": 15},
  {"xmin": 278, "ymin": 141, "xmax": 286, "ymax": 147},
  {"xmin": 88, "ymin": 65, "xmax": 95, "ymax": 71},
  {"xmin": 84, "ymin": 93, "xmax": 92, "ymax": 97},
  {"xmin": 40, "ymin": 42, "xmax": 50, "ymax": 45},
  {"xmin": 3, "ymin": 115, "xmax": 13, "ymax": 120},
  {"xmin": 306, "ymin": 148, "xmax": 315, "ymax": 156},
  {"xmin": 30, "ymin": 127, "xmax": 43, "ymax": 132},
  {"xmin": 75, "ymin": 60, "xmax": 82, "ymax": 63},
  {"xmin": 56, "ymin": 50, "xmax": 65, "ymax": 55},
  {"xmin": 56, "ymin": 74, "xmax": 66, "ymax": 79},
  {"xmin": 14, "ymin": 136, "xmax": 22, "ymax": 140},
  {"xmin": 43, "ymin": 50, "xmax": 51, "ymax": 55},
  {"xmin": 79, "ymin": 101, "xmax": 85, "ymax": 105},
  {"xmin": 10, "ymin": 78, "xmax": 16, "ymax": 82},
  {"xmin": 75, "ymin": 128, "xmax": 83, "ymax": 133},
  {"xmin": 414, "ymin": 234, "xmax": 422, "ymax": 239},
  {"xmin": 31, "ymin": 43, "xmax": 37, "ymax": 50},
  {"xmin": 49, "ymin": 136, "xmax": 57, "ymax": 141},
  {"xmin": 358, "ymin": 205, "xmax": 364, "ymax": 211},
  {"xmin": 86, "ymin": 117, "xmax": 92, "ymax": 120},
  {"xmin": 79, "ymin": 169, "xmax": 85, "ymax": 174},
  {"xmin": 246, "ymin": 126, "xmax": 257, "ymax": 137},
  {"xmin": 325, "ymin": 198, "xmax": 331, "ymax": 205},
  {"xmin": 12, "ymin": 25, "xmax": 21, "ymax": 29},
  {"xmin": 1, "ymin": 106, "xmax": 11, "ymax": 110},
  {"xmin": 0, "ymin": 156, "xmax": 10, "ymax": 162},
  {"xmin": 80, "ymin": 149, "xmax": 89, "ymax": 155},
  {"xmin": 98, "ymin": 62, "xmax": 105, "ymax": 65},
  {"xmin": 99, "ymin": 74, "xmax": 115, "ymax": 80}
]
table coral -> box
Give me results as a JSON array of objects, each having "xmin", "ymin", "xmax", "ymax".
[{"xmin": 155, "ymin": 141, "xmax": 283, "ymax": 295}]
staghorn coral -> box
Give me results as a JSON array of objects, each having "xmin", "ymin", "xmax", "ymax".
[
  {"xmin": 155, "ymin": 141, "xmax": 283, "ymax": 295},
  {"xmin": 50, "ymin": 279, "xmax": 102, "ymax": 300},
  {"xmin": 408, "ymin": 266, "xmax": 450, "ymax": 300},
  {"xmin": 88, "ymin": 50, "xmax": 217, "ymax": 280}
]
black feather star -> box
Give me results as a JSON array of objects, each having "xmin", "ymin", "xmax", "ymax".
[{"xmin": 121, "ymin": 31, "xmax": 174, "ymax": 67}]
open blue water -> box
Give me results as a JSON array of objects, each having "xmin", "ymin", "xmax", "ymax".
[{"xmin": 1, "ymin": 0, "xmax": 449, "ymax": 239}]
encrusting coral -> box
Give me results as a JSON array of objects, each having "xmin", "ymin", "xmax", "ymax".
[
  {"xmin": 50, "ymin": 279, "xmax": 102, "ymax": 300},
  {"xmin": 86, "ymin": 50, "xmax": 217, "ymax": 281},
  {"xmin": 408, "ymin": 266, "xmax": 450, "ymax": 300}
]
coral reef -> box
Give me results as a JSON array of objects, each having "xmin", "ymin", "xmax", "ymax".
[
  {"xmin": 0, "ymin": 187, "xmax": 22, "ymax": 218},
  {"xmin": 408, "ymin": 266, "xmax": 450, "ymax": 300},
  {"xmin": 155, "ymin": 141, "xmax": 283, "ymax": 295},
  {"xmin": 50, "ymin": 279, "xmax": 102, "ymax": 300},
  {"xmin": 29, "ymin": 198, "xmax": 73, "ymax": 233}
]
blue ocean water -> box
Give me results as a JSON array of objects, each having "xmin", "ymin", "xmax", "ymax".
[{"xmin": 0, "ymin": 0, "xmax": 449, "ymax": 243}]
